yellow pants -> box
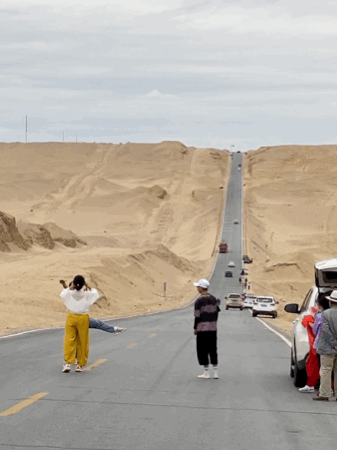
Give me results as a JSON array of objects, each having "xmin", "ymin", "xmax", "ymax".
[{"xmin": 63, "ymin": 313, "xmax": 89, "ymax": 367}]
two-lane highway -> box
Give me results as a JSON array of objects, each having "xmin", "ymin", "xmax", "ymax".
[{"xmin": 1, "ymin": 152, "xmax": 337, "ymax": 450}]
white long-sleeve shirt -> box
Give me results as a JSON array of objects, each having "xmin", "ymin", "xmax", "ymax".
[{"xmin": 60, "ymin": 288, "xmax": 100, "ymax": 314}]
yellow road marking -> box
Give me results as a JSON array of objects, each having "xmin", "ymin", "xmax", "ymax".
[
  {"xmin": 84, "ymin": 358, "xmax": 107, "ymax": 371},
  {"xmin": 148, "ymin": 333, "xmax": 156, "ymax": 338},
  {"xmin": 126, "ymin": 343, "xmax": 138, "ymax": 349},
  {"xmin": 0, "ymin": 392, "xmax": 48, "ymax": 417}
]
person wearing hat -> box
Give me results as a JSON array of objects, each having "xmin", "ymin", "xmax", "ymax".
[
  {"xmin": 314, "ymin": 289, "xmax": 337, "ymax": 401},
  {"xmin": 193, "ymin": 278, "xmax": 220, "ymax": 379}
]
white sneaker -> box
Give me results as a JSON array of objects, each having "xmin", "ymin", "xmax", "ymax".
[
  {"xmin": 62, "ymin": 363, "xmax": 71, "ymax": 373},
  {"xmin": 75, "ymin": 365, "xmax": 83, "ymax": 372},
  {"xmin": 114, "ymin": 327, "xmax": 127, "ymax": 335},
  {"xmin": 213, "ymin": 372, "xmax": 219, "ymax": 379},
  {"xmin": 198, "ymin": 372, "xmax": 210, "ymax": 379},
  {"xmin": 298, "ymin": 385, "xmax": 314, "ymax": 393}
]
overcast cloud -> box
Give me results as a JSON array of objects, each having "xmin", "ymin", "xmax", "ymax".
[{"xmin": 1, "ymin": 0, "xmax": 337, "ymax": 150}]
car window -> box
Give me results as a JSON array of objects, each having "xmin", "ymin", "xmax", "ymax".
[
  {"xmin": 229, "ymin": 294, "xmax": 241, "ymax": 299},
  {"xmin": 256, "ymin": 298, "xmax": 273, "ymax": 303},
  {"xmin": 299, "ymin": 288, "xmax": 313, "ymax": 313}
]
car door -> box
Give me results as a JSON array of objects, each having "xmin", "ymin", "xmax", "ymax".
[{"xmin": 292, "ymin": 287, "xmax": 314, "ymax": 363}]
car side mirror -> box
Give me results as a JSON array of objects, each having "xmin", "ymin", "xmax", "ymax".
[{"xmin": 284, "ymin": 303, "xmax": 299, "ymax": 314}]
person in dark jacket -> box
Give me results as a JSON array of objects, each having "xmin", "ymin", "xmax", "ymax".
[{"xmin": 193, "ymin": 278, "xmax": 220, "ymax": 379}]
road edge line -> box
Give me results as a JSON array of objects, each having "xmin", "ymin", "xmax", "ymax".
[{"xmin": 256, "ymin": 317, "xmax": 291, "ymax": 347}]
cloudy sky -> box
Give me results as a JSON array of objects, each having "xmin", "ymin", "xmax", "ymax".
[{"xmin": 1, "ymin": 0, "xmax": 337, "ymax": 150}]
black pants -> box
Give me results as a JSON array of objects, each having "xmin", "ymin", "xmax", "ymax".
[{"xmin": 196, "ymin": 331, "xmax": 218, "ymax": 366}]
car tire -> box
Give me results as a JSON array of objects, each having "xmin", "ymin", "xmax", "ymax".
[
  {"xmin": 294, "ymin": 361, "xmax": 307, "ymax": 388},
  {"xmin": 273, "ymin": 313, "xmax": 277, "ymax": 319},
  {"xmin": 252, "ymin": 311, "xmax": 257, "ymax": 317},
  {"xmin": 226, "ymin": 306, "xmax": 229, "ymax": 310}
]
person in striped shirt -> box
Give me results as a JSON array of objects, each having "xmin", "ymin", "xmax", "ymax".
[{"xmin": 193, "ymin": 279, "xmax": 220, "ymax": 379}]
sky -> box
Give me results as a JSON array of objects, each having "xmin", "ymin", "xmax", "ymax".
[{"xmin": 1, "ymin": 0, "xmax": 337, "ymax": 151}]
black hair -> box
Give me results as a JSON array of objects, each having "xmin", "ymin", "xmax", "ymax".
[
  {"xmin": 73, "ymin": 275, "xmax": 85, "ymax": 291},
  {"xmin": 317, "ymin": 291, "xmax": 331, "ymax": 311}
]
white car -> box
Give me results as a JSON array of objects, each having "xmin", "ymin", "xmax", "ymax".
[
  {"xmin": 252, "ymin": 296, "xmax": 277, "ymax": 318},
  {"xmin": 234, "ymin": 220, "xmax": 239, "ymax": 224},
  {"xmin": 243, "ymin": 295, "xmax": 256, "ymax": 309},
  {"xmin": 284, "ymin": 258, "xmax": 337, "ymax": 388},
  {"xmin": 228, "ymin": 261, "xmax": 235, "ymax": 267}
]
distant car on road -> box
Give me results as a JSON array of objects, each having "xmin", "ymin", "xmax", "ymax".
[
  {"xmin": 225, "ymin": 271, "xmax": 233, "ymax": 277},
  {"xmin": 237, "ymin": 167, "xmax": 241, "ymax": 171},
  {"xmin": 243, "ymin": 295, "xmax": 256, "ymax": 309},
  {"xmin": 228, "ymin": 261, "xmax": 235, "ymax": 267},
  {"xmin": 219, "ymin": 240, "xmax": 228, "ymax": 253},
  {"xmin": 252, "ymin": 296, "xmax": 278, "ymax": 318},
  {"xmin": 284, "ymin": 258, "xmax": 337, "ymax": 387},
  {"xmin": 234, "ymin": 220, "xmax": 239, "ymax": 224},
  {"xmin": 225, "ymin": 293, "xmax": 243, "ymax": 310},
  {"xmin": 243, "ymin": 254, "xmax": 253, "ymax": 263}
]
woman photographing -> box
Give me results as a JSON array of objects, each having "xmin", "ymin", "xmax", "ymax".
[{"xmin": 60, "ymin": 275, "xmax": 99, "ymax": 373}]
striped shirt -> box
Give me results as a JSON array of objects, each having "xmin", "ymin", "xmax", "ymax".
[{"xmin": 194, "ymin": 293, "xmax": 220, "ymax": 332}]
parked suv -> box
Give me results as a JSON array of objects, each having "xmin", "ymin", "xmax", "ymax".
[
  {"xmin": 243, "ymin": 254, "xmax": 253, "ymax": 263},
  {"xmin": 225, "ymin": 293, "xmax": 243, "ymax": 310},
  {"xmin": 284, "ymin": 258, "xmax": 337, "ymax": 388},
  {"xmin": 252, "ymin": 296, "xmax": 277, "ymax": 318}
]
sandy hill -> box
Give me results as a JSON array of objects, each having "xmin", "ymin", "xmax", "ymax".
[
  {"xmin": 243, "ymin": 145, "xmax": 337, "ymax": 332},
  {"xmin": 0, "ymin": 141, "xmax": 229, "ymax": 335}
]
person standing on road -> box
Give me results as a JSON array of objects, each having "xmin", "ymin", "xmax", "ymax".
[
  {"xmin": 60, "ymin": 276, "xmax": 99, "ymax": 373},
  {"xmin": 314, "ymin": 290, "xmax": 337, "ymax": 401},
  {"xmin": 298, "ymin": 306, "xmax": 319, "ymax": 393},
  {"xmin": 193, "ymin": 279, "xmax": 220, "ymax": 379}
]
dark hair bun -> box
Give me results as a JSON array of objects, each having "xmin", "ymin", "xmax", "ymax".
[{"xmin": 73, "ymin": 275, "xmax": 85, "ymax": 291}]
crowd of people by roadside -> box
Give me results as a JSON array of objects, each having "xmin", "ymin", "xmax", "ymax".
[{"xmin": 299, "ymin": 290, "xmax": 337, "ymax": 401}]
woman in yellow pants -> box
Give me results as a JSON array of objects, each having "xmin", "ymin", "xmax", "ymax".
[{"xmin": 60, "ymin": 276, "xmax": 99, "ymax": 373}]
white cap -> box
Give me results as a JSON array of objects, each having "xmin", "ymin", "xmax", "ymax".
[
  {"xmin": 193, "ymin": 278, "xmax": 210, "ymax": 289},
  {"xmin": 327, "ymin": 290, "xmax": 337, "ymax": 303}
]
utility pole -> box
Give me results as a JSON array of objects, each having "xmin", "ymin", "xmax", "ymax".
[{"xmin": 25, "ymin": 116, "xmax": 27, "ymax": 143}]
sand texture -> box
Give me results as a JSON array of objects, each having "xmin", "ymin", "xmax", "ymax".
[
  {"xmin": 0, "ymin": 142, "xmax": 229, "ymax": 335},
  {"xmin": 243, "ymin": 145, "xmax": 337, "ymax": 332}
]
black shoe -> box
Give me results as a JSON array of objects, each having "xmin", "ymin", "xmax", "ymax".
[{"xmin": 312, "ymin": 396, "xmax": 329, "ymax": 401}]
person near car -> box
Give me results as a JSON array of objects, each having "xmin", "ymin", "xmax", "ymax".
[
  {"xmin": 314, "ymin": 290, "xmax": 337, "ymax": 401},
  {"xmin": 313, "ymin": 293, "xmax": 331, "ymax": 352},
  {"xmin": 193, "ymin": 279, "xmax": 220, "ymax": 380},
  {"xmin": 298, "ymin": 306, "xmax": 320, "ymax": 393}
]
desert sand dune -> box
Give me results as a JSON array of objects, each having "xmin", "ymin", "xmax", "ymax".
[
  {"xmin": 0, "ymin": 142, "xmax": 229, "ymax": 335},
  {"xmin": 243, "ymin": 145, "xmax": 337, "ymax": 332}
]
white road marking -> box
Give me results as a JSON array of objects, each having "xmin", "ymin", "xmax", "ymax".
[{"xmin": 256, "ymin": 317, "xmax": 291, "ymax": 347}]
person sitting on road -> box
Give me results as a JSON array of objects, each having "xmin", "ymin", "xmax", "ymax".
[
  {"xmin": 193, "ymin": 279, "xmax": 220, "ymax": 380},
  {"xmin": 60, "ymin": 276, "xmax": 99, "ymax": 373},
  {"xmin": 314, "ymin": 290, "xmax": 337, "ymax": 401}
]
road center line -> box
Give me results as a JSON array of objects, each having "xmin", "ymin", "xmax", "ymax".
[
  {"xmin": 256, "ymin": 317, "xmax": 291, "ymax": 347},
  {"xmin": 0, "ymin": 392, "xmax": 48, "ymax": 417},
  {"xmin": 148, "ymin": 333, "xmax": 156, "ymax": 338},
  {"xmin": 126, "ymin": 343, "xmax": 138, "ymax": 349},
  {"xmin": 84, "ymin": 358, "xmax": 107, "ymax": 371}
]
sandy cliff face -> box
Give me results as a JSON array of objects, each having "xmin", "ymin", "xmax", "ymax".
[
  {"xmin": 243, "ymin": 145, "xmax": 337, "ymax": 332},
  {"xmin": 0, "ymin": 142, "xmax": 229, "ymax": 335}
]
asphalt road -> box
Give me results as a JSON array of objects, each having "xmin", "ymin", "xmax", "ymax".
[{"xmin": 1, "ymin": 153, "xmax": 337, "ymax": 450}]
